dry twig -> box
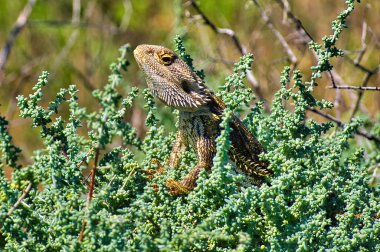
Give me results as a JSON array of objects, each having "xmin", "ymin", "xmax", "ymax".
[
  {"xmin": 252, "ymin": 0, "xmax": 298, "ymax": 65},
  {"xmin": 0, "ymin": 0, "xmax": 36, "ymax": 78},
  {"xmin": 331, "ymin": 85, "xmax": 380, "ymax": 91},
  {"xmin": 308, "ymin": 107, "xmax": 380, "ymax": 143},
  {"xmin": 0, "ymin": 182, "xmax": 33, "ymax": 229},
  {"xmin": 79, "ymin": 147, "xmax": 99, "ymax": 242},
  {"xmin": 349, "ymin": 70, "xmax": 376, "ymax": 121},
  {"xmin": 187, "ymin": 0, "xmax": 267, "ymax": 101},
  {"xmin": 273, "ymin": 0, "xmax": 345, "ymax": 89}
]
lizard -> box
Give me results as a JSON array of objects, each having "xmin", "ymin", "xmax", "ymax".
[{"xmin": 133, "ymin": 44, "xmax": 272, "ymax": 195}]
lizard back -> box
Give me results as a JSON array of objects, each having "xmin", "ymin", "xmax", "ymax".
[{"xmin": 207, "ymin": 92, "xmax": 272, "ymax": 182}]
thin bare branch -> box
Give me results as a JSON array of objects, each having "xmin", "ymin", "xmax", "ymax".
[
  {"xmin": 273, "ymin": 0, "xmax": 380, "ymax": 125},
  {"xmin": 354, "ymin": 4, "xmax": 368, "ymax": 65},
  {"xmin": 189, "ymin": 0, "xmax": 245, "ymax": 54},
  {"xmin": 344, "ymin": 56, "xmax": 376, "ymax": 74},
  {"xmin": 0, "ymin": 182, "xmax": 33, "ymax": 229},
  {"xmin": 79, "ymin": 147, "xmax": 99, "ymax": 242},
  {"xmin": 120, "ymin": 0, "xmax": 132, "ymax": 30},
  {"xmin": 328, "ymin": 70, "xmax": 337, "ymax": 88},
  {"xmin": 274, "ymin": 0, "xmax": 314, "ymax": 41},
  {"xmin": 0, "ymin": 0, "xmax": 36, "ymax": 76},
  {"xmin": 273, "ymin": 0, "xmax": 348, "ymax": 91},
  {"xmin": 72, "ymin": 0, "xmax": 81, "ymax": 24},
  {"xmin": 349, "ymin": 71, "xmax": 373, "ymax": 120},
  {"xmin": 27, "ymin": 20, "xmax": 120, "ymax": 35},
  {"xmin": 76, "ymin": 147, "xmax": 95, "ymax": 169},
  {"xmin": 308, "ymin": 107, "xmax": 380, "ymax": 143},
  {"xmin": 188, "ymin": 0, "xmax": 267, "ymax": 101},
  {"xmin": 330, "ymin": 85, "xmax": 380, "ymax": 91},
  {"xmin": 252, "ymin": 0, "xmax": 298, "ymax": 65}
]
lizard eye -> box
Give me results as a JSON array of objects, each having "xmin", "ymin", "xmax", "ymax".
[{"xmin": 160, "ymin": 54, "xmax": 174, "ymax": 66}]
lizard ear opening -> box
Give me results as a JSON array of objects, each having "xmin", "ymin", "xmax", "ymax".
[
  {"xmin": 180, "ymin": 79, "xmax": 211, "ymax": 108},
  {"xmin": 181, "ymin": 80, "xmax": 192, "ymax": 94}
]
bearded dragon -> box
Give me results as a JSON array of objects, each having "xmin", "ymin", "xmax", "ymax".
[{"xmin": 134, "ymin": 44, "xmax": 271, "ymax": 195}]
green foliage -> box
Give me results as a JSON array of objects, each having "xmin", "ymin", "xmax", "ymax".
[
  {"xmin": 1, "ymin": 1, "xmax": 379, "ymax": 251},
  {"xmin": 308, "ymin": 0, "xmax": 357, "ymax": 88},
  {"xmin": 174, "ymin": 35, "xmax": 205, "ymax": 80},
  {"xmin": 0, "ymin": 117, "xmax": 21, "ymax": 169},
  {"xmin": 217, "ymin": 53, "xmax": 255, "ymax": 114}
]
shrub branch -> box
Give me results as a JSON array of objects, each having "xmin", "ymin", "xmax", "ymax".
[{"xmin": 0, "ymin": 181, "xmax": 32, "ymax": 229}]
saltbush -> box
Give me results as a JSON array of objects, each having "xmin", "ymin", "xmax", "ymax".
[{"xmin": 1, "ymin": 1, "xmax": 379, "ymax": 251}]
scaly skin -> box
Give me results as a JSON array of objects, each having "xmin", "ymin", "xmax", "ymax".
[{"xmin": 134, "ymin": 44, "xmax": 271, "ymax": 195}]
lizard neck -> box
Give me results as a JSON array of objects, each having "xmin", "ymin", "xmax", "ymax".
[{"xmin": 179, "ymin": 106, "xmax": 211, "ymax": 119}]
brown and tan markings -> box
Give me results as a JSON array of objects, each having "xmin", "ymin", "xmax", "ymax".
[{"xmin": 134, "ymin": 44, "xmax": 272, "ymax": 195}]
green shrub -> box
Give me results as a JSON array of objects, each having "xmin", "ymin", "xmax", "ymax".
[{"xmin": 1, "ymin": 0, "xmax": 379, "ymax": 251}]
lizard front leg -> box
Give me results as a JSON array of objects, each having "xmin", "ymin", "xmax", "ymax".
[
  {"xmin": 168, "ymin": 130, "xmax": 187, "ymax": 168},
  {"xmin": 145, "ymin": 130, "xmax": 187, "ymax": 180},
  {"xmin": 166, "ymin": 135, "xmax": 215, "ymax": 196}
]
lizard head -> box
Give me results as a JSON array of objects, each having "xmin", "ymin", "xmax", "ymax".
[{"xmin": 134, "ymin": 44, "xmax": 210, "ymax": 112}]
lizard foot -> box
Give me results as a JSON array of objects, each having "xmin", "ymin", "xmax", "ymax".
[
  {"xmin": 144, "ymin": 158, "xmax": 165, "ymax": 180},
  {"xmin": 166, "ymin": 178, "xmax": 193, "ymax": 196}
]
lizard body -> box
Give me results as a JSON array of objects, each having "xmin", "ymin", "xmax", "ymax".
[{"xmin": 134, "ymin": 44, "xmax": 271, "ymax": 195}]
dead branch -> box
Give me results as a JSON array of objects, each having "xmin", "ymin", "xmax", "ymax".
[
  {"xmin": 274, "ymin": 0, "xmax": 313, "ymax": 41},
  {"xmin": 0, "ymin": 182, "xmax": 33, "ymax": 229},
  {"xmin": 252, "ymin": 0, "xmax": 298, "ymax": 65},
  {"xmin": 188, "ymin": 0, "xmax": 245, "ymax": 54},
  {"xmin": 349, "ymin": 71, "xmax": 374, "ymax": 121},
  {"xmin": 0, "ymin": 0, "xmax": 36, "ymax": 76},
  {"xmin": 330, "ymin": 85, "xmax": 380, "ymax": 91},
  {"xmin": 273, "ymin": 0, "xmax": 344, "ymax": 90},
  {"xmin": 187, "ymin": 0, "xmax": 267, "ymax": 101},
  {"xmin": 79, "ymin": 147, "xmax": 99, "ymax": 242},
  {"xmin": 308, "ymin": 107, "xmax": 380, "ymax": 143}
]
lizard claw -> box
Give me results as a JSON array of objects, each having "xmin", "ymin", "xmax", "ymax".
[
  {"xmin": 166, "ymin": 178, "xmax": 192, "ymax": 196},
  {"xmin": 144, "ymin": 158, "xmax": 165, "ymax": 180}
]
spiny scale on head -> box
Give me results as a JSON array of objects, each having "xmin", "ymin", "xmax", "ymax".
[{"xmin": 134, "ymin": 44, "xmax": 210, "ymax": 112}]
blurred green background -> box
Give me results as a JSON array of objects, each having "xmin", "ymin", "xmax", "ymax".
[{"xmin": 0, "ymin": 0, "xmax": 379, "ymax": 165}]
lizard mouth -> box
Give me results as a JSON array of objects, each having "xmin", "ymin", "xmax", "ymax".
[
  {"xmin": 133, "ymin": 46, "xmax": 146, "ymax": 68},
  {"xmin": 133, "ymin": 44, "xmax": 154, "ymax": 68}
]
